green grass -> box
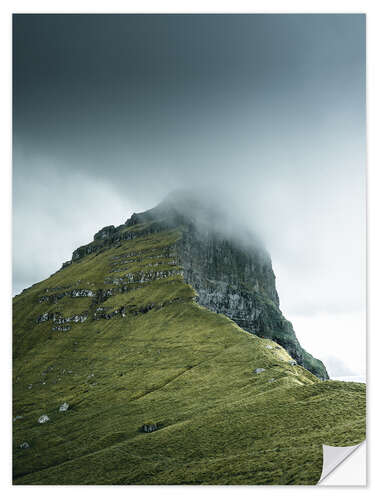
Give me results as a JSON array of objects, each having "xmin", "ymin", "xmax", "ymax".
[{"xmin": 13, "ymin": 228, "xmax": 366, "ymax": 485}]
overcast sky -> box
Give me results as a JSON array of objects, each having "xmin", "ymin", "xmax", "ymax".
[{"xmin": 13, "ymin": 14, "xmax": 366, "ymax": 378}]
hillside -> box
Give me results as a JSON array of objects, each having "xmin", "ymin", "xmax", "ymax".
[{"xmin": 13, "ymin": 196, "xmax": 365, "ymax": 485}]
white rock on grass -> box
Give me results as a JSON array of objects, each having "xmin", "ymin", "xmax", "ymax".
[
  {"xmin": 265, "ymin": 345, "xmax": 273, "ymax": 349},
  {"xmin": 59, "ymin": 402, "xmax": 69, "ymax": 412},
  {"xmin": 288, "ymin": 360, "xmax": 297, "ymax": 366},
  {"xmin": 19, "ymin": 442, "xmax": 30, "ymax": 449},
  {"xmin": 38, "ymin": 415, "xmax": 49, "ymax": 424},
  {"xmin": 254, "ymin": 368, "xmax": 266, "ymax": 374}
]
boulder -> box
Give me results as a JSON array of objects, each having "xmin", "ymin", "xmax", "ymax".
[
  {"xmin": 254, "ymin": 368, "xmax": 266, "ymax": 374},
  {"xmin": 19, "ymin": 442, "xmax": 30, "ymax": 449},
  {"xmin": 38, "ymin": 415, "xmax": 49, "ymax": 424},
  {"xmin": 59, "ymin": 402, "xmax": 69, "ymax": 412}
]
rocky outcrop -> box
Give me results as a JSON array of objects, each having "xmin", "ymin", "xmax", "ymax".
[
  {"xmin": 38, "ymin": 289, "xmax": 95, "ymax": 304},
  {"xmin": 121, "ymin": 269, "xmax": 183, "ymax": 284},
  {"xmin": 94, "ymin": 306, "xmax": 126, "ymax": 320},
  {"xmin": 37, "ymin": 312, "xmax": 88, "ymax": 325},
  {"xmin": 141, "ymin": 422, "xmax": 159, "ymax": 433},
  {"xmin": 94, "ymin": 225, "xmax": 116, "ymax": 241},
  {"xmin": 71, "ymin": 222, "xmax": 168, "ymax": 262}
]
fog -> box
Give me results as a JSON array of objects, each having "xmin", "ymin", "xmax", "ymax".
[{"xmin": 13, "ymin": 14, "xmax": 366, "ymax": 378}]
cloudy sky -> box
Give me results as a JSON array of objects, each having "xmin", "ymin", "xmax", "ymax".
[{"xmin": 13, "ymin": 14, "xmax": 366, "ymax": 378}]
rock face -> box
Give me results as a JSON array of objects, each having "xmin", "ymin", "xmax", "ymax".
[
  {"xmin": 176, "ymin": 226, "xmax": 326, "ymax": 378},
  {"xmin": 118, "ymin": 193, "xmax": 328, "ymax": 380},
  {"xmin": 67, "ymin": 191, "xmax": 329, "ymax": 380}
]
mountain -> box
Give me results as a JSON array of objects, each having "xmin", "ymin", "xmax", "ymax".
[{"xmin": 13, "ymin": 192, "xmax": 365, "ymax": 485}]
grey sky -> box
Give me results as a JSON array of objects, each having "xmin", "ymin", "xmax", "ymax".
[{"xmin": 13, "ymin": 14, "xmax": 366, "ymax": 377}]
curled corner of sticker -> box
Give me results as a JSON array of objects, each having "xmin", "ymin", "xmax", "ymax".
[{"xmin": 318, "ymin": 441, "xmax": 366, "ymax": 485}]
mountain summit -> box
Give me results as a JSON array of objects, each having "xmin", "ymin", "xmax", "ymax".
[
  {"xmin": 13, "ymin": 192, "xmax": 364, "ymax": 485},
  {"xmin": 73, "ymin": 191, "xmax": 328, "ymax": 380}
]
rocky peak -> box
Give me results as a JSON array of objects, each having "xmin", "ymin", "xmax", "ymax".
[
  {"xmin": 94, "ymin": 225, "xmax": 116, "ymax": 241},
  {"xmin": 65, "ymin": 191, "xmax": 328, "ymax": 380}
]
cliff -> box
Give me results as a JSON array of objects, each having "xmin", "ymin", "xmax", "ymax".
[{"xmin": 68, "ymin": 192, "xmax": 328, "ymax": 380}]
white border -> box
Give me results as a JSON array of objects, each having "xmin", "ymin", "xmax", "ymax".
[
  {"xmin": 1, "ymin": 2, "xmax": 373, "ymax": 498},
  {"xmin": 319, "ymin": 442, "xmax": 367, "ymax": 485}
]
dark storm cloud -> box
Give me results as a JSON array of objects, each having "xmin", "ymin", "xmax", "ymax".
[
  {"xmin": 13, "ymin": 14, "xmax": 364, "ymax": 196},
  {"xmin": 13, "ymin": 14, "xmax": 365, "ymax": 324}
]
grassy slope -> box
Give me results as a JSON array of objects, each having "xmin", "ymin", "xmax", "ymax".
[{"xmin": 13, "ymin": 226, "xmax": 366, "ymax": 485}]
